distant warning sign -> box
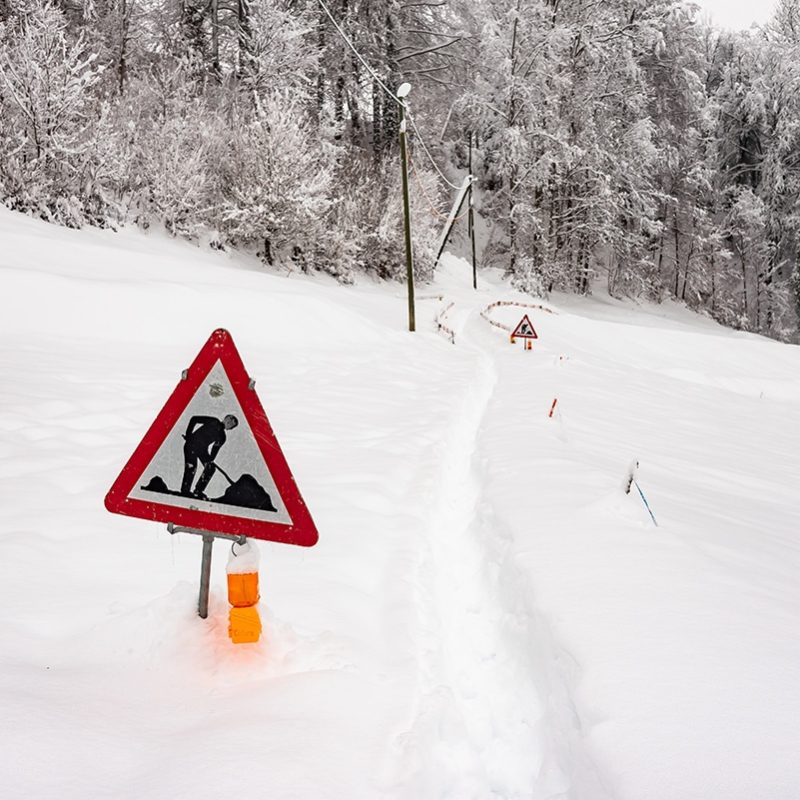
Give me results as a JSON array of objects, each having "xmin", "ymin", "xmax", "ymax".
[
  {"xmin": 105, "ymin": 329, "xmax": 318, "ymax": 546},
  {"xmin": 511, "ymin": 314, "xmax": 538, "ymax": 339}
]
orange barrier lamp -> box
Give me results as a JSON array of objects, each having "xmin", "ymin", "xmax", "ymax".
[{"xmin": 227, "ymin": 538, "xmax": 262, "ymax": 644}]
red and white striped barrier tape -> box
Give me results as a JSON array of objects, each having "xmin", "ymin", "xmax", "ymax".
[
  {"xmin": 480, "ymin": 300, "xmax": 556, "ymax": 332},
  {"xmin": 420, "ymin": 294, "xmax": 456, "ymax": 344},
  {"xmin": 435, "ymin": 300, "xmax": 456, "ymax": 344}
]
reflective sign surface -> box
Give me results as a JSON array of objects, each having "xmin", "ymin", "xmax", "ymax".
[{"xmin": 105, "ymin": 329, "xmax": 318, "ymax": 545}]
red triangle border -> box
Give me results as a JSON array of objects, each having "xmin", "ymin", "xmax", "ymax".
[
  {"xmin": 511, "ymin": 314, "xmax": 538, "ymax": 339},
  {"xmin": 104, "ymin": 329, "xmax": 318, "ymax": 546}
]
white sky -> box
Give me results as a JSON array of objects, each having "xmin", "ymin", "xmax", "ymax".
[{"xmin": 691, "ymin": 0, "xmax": 777, "ymax": 29}]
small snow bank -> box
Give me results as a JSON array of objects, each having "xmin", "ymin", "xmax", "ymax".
[{"xmin": 0, "ymin": 205, "xmax": 391, "ymax": 354}]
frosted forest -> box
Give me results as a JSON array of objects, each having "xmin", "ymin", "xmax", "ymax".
[{"xmin": 1, "ymin": 0, "xmax": 800, "ymax": 341}]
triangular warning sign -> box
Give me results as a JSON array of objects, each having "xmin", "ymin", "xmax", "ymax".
[
  {"xmin": 105, "ymin": 329, "xmax": 318, "ymax": 546},
  {"xmin": 511, "ymin": 314, "xmax": 538, "ymax": 339}
]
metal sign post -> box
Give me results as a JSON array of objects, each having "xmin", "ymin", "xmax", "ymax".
[
  {"xmin": 199, "ymin": 534, "xmax": 213, "ymax": 618},
  {"xmin": 167, "ymin": 523, "xmax": 246, "ymax": 618}
]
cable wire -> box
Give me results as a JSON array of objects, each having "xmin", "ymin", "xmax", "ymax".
[
  {"xmin": 315, "ymin": 0, "xmax": 403, "ymax": 108},
  {"xmin": 410, "ymin": 158, "xmax": 468, "ymax": 222},
  {"xmin": 407, "ymin": 113, "xmax": 461, "ymax": 189},
  {"xmin": 316, "ymin": 0, "xmax": 461, "ymax": 190}
]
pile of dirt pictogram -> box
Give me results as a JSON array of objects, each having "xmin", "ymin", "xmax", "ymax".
[
  {"xmin": 210, "ymin": 474, "xmax": 278, "ymax": 511},
  {"xmin": 141, "ymin": 473, "xmax": 277, "ymax": 512}
]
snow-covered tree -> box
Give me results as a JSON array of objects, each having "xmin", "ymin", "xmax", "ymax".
[
  {"xmin": 0, "ymin": 0, "xmax": 104, "ymax": 224},
  {"xmin": 218, "ymin": 91, "xmax": 331, "ymax": 264},
  {"xmin": 0, "ymin": 0, "xmax": 797, "ymax": 337}
]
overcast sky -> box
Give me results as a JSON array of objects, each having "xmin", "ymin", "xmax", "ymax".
[{"xmin": 692, "ymin": 0, "xmax": 777, "ymax": 29}]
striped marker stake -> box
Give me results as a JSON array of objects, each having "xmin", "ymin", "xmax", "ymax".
[
  {"xmin": 548, "ymin": 398, "xmax": 558, "ymax": 418},
  {"xmin": 633, "ymin": 481, "xmax": 658, "ymax": 527}
]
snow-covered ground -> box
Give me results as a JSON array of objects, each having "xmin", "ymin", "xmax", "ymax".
[{"xmin": 2, "ymin": 207, "xmax": 800, "ymax": 800}]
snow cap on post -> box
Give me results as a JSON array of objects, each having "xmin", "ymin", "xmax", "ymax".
[{"xmin": 623, "ymin": 459, "xmax": 639, "ymax": 495}]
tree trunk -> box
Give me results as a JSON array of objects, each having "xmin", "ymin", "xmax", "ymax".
[
  {"xmin": 211, "ymin": 0, "xmax": 220, "ymax": 79},
  {"xmin": 508, "ymin": 175, "xmax": 518, "ymax": 272},
  {"xmin": 383, "ymin": 11, "xmax": 400, "ymax": 148},
  {"xmin": 349, "ymin": 49, "xmax": 361, "ymax": 143},
  {"xmin": 335, "ymin": 74, "xmax": 345, "ymax": 128},
  {"xmin": 656, "ymin": 201, "xmax": 666, "ymax": 280},
  {"xmin": 181, "ymin": 0, "xmax": 206, "ymax": 60},
  {"xmin": 237, "ymin": 0, "xmax": 251, "ymax": 77},
  {"xmin": 673, "ymin": 206, "xmax": 680, "ymax": 298},
  {"xmin": 578, "ymin": 244, "xmax": 590, "ymax": 294},
  {"xmin": 117, "ymin": 0, "xmax": 129, "ymax": 94},
  {"xmin": 681, "ymin": 220, "xmax": 696, "ymax": 302},
  {"xmin": 334, "ymin": 0, "xmax": 349, "ymax": 131},
  {"xmin": 316, "ymin": 12, "xmax": 326, "ymax": 122},
  {"xmin": 372, "ymin": 79, "xmax": 383, "ymax": 155},
  {"xmin": 710, "ymin": 250, "xmax": 716, "ymax": 313},
  {"xmin": 740, "ymin": 248, "xmax": 749, "ymax": 324}
]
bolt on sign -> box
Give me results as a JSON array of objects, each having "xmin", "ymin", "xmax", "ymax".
[{"xmin": 105, "ymin": 329, "xmax": 318, "ymax": 547}]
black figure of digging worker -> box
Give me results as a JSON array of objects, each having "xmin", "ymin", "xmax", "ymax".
[{"xmin": 181, "ymin": 414, "xmax": 239, "ymax": 499}]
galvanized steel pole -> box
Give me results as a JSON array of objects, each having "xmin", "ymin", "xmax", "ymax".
[
  {"xmin": 167, "ymin": 524, "xmax": 247, "ymax": 620},
  {"xmin": 198, "ymin": 534, "xmax": 214, "ymax": 618}
]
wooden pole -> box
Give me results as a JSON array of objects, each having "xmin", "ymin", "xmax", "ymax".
[
  {"xmin": 398, "ymin": 86, "xmax": 415, "ymax": 332},
  {"xmin": 468, "ymin": 131, "xmax": 477, "ymax": 290}
]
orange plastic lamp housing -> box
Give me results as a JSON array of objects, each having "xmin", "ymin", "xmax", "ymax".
[
  {"xmin": 229, "ymin": 606, "xmax": 262, "ymax": 644},
  {"xmin": 227, "ymin": 572, "xmax": 260, "ymax": 608}
]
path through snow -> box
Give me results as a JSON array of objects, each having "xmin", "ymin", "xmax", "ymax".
[{"xmin": 2, "ymin": 212, "xmax": 800, "ymax": 800}]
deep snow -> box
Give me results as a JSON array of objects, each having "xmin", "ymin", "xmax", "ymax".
[{"xmin": 1, "ymin": 207, "xmax": 800, "ymax": 799}]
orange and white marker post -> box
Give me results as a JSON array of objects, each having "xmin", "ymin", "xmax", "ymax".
[{"xmin": 227, "ymin": 539, "xmax": 262, "ymax": 644}]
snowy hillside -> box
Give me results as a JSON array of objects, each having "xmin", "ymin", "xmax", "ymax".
[{"xmin": 2, "ymin": 207, "xmax": 800, "ymax": 800}]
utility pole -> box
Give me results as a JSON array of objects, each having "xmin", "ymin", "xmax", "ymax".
[
  {"xmin": 468, "ymin": 131, "xmax": 477, "ymax": 290},
  {"xmin": 397, "ymin": 83, "xmax": 415, "ymax": 332}
]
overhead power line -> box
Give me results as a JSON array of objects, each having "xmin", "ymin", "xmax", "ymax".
[
  {"xmin": 314, "ymin": 0, "xmax": 460, "ymax": 190},
  {"xmin": 406, "ymin": 113, "xmax": 460, "ymax": 189},
  {"xmin": 315, "ymin": 0, "xmax": 403, "ymax": 108}
]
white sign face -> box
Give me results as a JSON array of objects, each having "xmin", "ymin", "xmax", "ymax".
[
  {"xmin": 128, "ymin": 361, "xmax": 293, "ymax": 525},
  {"xmin": 512, "ymin": 314, "xmax": 537, "ymax": 339}
]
